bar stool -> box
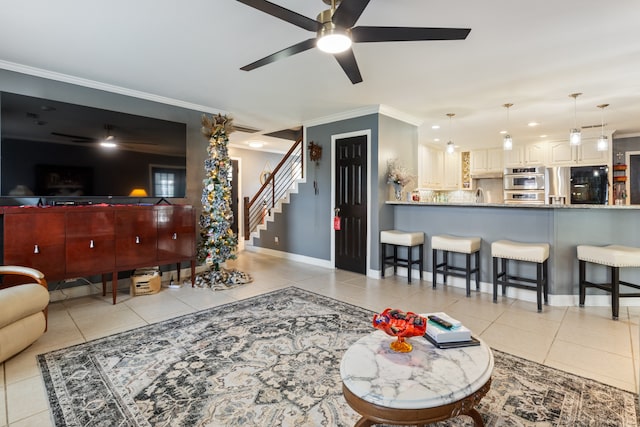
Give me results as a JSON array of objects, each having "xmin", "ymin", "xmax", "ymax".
[
  {"xmin": 578, "ymin": 244, "xmax": 640, "ymax": 320},
  {"xmin": 492, "ymin": 240, "xmax": 549, "ymax": 311},
  {"xmin": 380, "ymin": 230, "xmax": 424, "ymax": 283},
  {"xmin": 432, "ymin": 235, "xmax": 481, "ymax": 297}
]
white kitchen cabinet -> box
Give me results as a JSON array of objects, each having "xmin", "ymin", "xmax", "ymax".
[
  {"xmin": 442, "ymin": 151, "xmax": 460, "ymax": 189},
  {"xmin": 548, "ymin": 140, "xmax": 610, "ymax": 166},
  {"xmin": 470, "ymin": 148, "xmax": 503, "ymax": 174},
  {"xmin": 548, "ymin": 141, "xmax": 574, "ymax": 165},
  {"xmin": 504, "ymin": 142, "xmax": 547, "ymax": 166},
  {"xmin": 578, "ymin": 141, "xmax": 610, "ymax": 165},
  {"xmin": 504, "ymin": 146, "xmax": 524, "ymax": 167},
  {"xmin": 418, "ymin": 144, "xmax": 443, "ymax": 188}
]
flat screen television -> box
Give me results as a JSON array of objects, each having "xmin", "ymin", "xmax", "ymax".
[{"xmin": 0, "ymin": 92, "xmax": 187, "ymax": 202}]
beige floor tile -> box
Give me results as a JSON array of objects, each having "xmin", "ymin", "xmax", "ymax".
[
  {"xmin": 480, "ymin": 322, "xmax": 554, "ymax": 363},
  {"xmin": 125, "ymin": 292, "xmax": 195, "ymax": 323},
  {"xmin": 546, "ymin": 339, "xmax": 635, "ymax": 385},
  {"xmin": 72, "ymin": 309, "xmax": 146, "ymax": 341},
  {"xmin": 171, "ymin": 287, "xmax": 240, "ymax": 311},
  {"xmin": 446, "ymin": 295, "xmax": 513, "ymax": 323},
  {"xmin": 6, "ymin": 376, "xmax": 48, "ymax": 424},
  {"xmin": 8, "ymin": 410, "xmax": 53, "ymax": 427},
  {"xmin": 555, "ymin": 319, "xmax": 632, "ymax": 357},
  {"xmin": 495, "ymin": 309, "xmax": 562, "ymax": 336}
]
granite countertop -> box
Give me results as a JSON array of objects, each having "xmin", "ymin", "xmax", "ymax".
[{"xmin": 386, "ymin": 201, "xmax": 640, "ymax": 209}]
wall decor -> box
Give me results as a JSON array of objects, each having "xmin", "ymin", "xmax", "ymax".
[{"xmin": 309, "ymin": 141, "xmax": 322, "ymax": 195}]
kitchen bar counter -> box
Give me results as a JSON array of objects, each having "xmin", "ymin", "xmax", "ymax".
[
  {"xmin": 384, "ymin": 201, "xmax": 640, "ymax": 305},
  {"xmin": 387, "ymin": 201, "xmax": 640, "ymax": 209}
]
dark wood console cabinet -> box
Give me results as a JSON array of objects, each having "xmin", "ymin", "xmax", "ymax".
[{"xmin": 2, "ymin": 205, "xmax": 196, "ymax": 303}]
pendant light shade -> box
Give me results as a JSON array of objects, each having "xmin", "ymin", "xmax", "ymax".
[
  {"xmin": 502, "ymin": 103, "xmax": 513, "ymax": 150},
  {"xmin": 446, "ymin": 113, "xmax": 455, "ymax": 154},
  {"xmin": 569, "ymin": 93, "xmax": 582, "ymax": 146},
  {"xmin": 596, "ymin": 103, "xmax": 609, "ymax": 152}
]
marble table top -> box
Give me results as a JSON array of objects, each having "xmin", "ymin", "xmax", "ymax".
[{"xmin": 340, "ymin": 330, "xmax": 494, "ymax": 409}]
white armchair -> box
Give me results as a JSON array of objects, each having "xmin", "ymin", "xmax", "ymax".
[{"xmin": 0, "ymin": 266, "xmax": 49, "ymax": 363}]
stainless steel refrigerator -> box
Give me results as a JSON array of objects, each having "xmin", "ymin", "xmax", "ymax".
[{"xmin": 546, "ymin": 167, "xmax": 571, "ymax": 205}]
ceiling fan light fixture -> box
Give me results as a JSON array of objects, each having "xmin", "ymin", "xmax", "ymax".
[
  {"xmin": 317, "ymin": 26, "xmax": 352, "ymax": 53},
  {"xmin": 100, "ymin": 141, "xmax": 117, "ymax": 148}
]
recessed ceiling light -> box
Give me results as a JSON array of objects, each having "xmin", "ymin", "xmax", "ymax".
[
  {"xmin": 248, "ymin": 141, "xmax": 265, "ymax": 148},
  {"xmin": 432, "ymin": 125, "xmax": 440, "ymax": 130},
  {"xmin": 433, "ymin": 138, "xmax": 440, "ymax": 142},
  {"xmin": 499, "ymin": 130, "xmax": 507, "ymax": 134},
  {"xmin": 540, "ymin": 134, "xmax": 547, "ymax": 138},
  {"xmin": 528, "ymin": 122, "xmax": 539, "ymax": 127}
]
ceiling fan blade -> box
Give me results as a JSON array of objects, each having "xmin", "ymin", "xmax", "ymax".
[
  {"xmin": 333, "ymin": 49, "xmax": 363, "ymax": 84},
  {"xmin": 241, "ymin": 38, "xmax": 317, "ymax": 71},
  {"xmin": 352, "ymin": 26, "xmax": 471, "ymax": 42},
  {"xmin": 51, "ymin": 132, "xmax": 95, "ymax": 142},
  {"xmin": 332, "ymin": 0, "xmax": 371, "ymax": 28},
  {"xmin": 235, "ymin": 0, "xmax": 319, "ymax": 32}
]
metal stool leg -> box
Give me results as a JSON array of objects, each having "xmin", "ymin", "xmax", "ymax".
[
  {"xmin": 432, "ymin": 249, "xmax": 437, "ymax": 288},
  {"xmin": 611, "ymin": 266, "xmax": 620, "ymax": 320},
  {"xmin": 465, "ymin": 253, "xmax": 471, "ymax": 297},
  {"xmin": 493, "ymin": 257, "xmax": 499, "ymax": 303}
]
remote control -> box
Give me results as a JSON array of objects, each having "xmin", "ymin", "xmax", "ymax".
[{"xmin": 428, "ymin": 315, "xmax": 453, "ymax": 329}]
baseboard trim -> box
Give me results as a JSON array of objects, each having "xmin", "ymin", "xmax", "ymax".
[{"xmin": 244, "ymin": 245, "xmax": 333, "ymax": 269}]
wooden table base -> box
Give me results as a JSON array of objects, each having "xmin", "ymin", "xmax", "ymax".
[{"xmin": 342, "ymin": 378, "xmax": 491, "ymax": 427}]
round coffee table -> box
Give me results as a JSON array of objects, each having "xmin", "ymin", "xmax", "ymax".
[{"xmin": 340, "ymin": 330, "xmax": 493, "ymax": 427}]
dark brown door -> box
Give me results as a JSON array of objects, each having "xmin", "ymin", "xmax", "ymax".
[{"xmin": 335, "ymin": 135, "xmax": 367, "ymax": 274}]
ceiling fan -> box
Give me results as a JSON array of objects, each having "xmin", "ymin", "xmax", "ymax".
[{"xmin": 236, "ymin": 0, "xmax": 471, "ymax": 84}]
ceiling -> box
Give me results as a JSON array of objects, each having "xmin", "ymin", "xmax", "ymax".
[{"xmin": 1, "ymin": 0, "xmax": 639, "ymax": 153}]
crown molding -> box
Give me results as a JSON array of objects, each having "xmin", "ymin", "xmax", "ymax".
[
  {"xmin": 303, "ymin": 104, "xmax": 422, "ymax": 128},
  {"xmin": 0, "ymin": 60, "xmax": 223, "ymax": 115}
]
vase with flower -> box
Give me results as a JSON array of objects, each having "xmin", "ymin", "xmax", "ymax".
[{"xmin": 386, "ymin": 159, "xmax": 414, "ymax": 201}]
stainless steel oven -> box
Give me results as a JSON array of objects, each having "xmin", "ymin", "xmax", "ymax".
[
  {"xmin": 503, "ymin": 166, "xmax": 546, "ymax": 204},
  {"xmin": 504, "ymin": 190, "xmax": 546, "ymax": 204},
  {"xmin": 503, "ymin": 166, "xmax": 546, "ymax": 190}
]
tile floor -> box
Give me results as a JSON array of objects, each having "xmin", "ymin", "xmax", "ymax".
[{"xmin": 1, "ymin": 251, "xmax": 638, "ymax": 426}]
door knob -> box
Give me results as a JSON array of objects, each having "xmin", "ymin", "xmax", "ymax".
[
  {"xmin": 172, "ymin": 232, "xmax": 178, "ymax": 240},
  {"xmin": 136, "ymin": 236, "xmax": 141, "ymax": 244},
  {"xmin": 89, "ymin": 240, "xmax": 95, "ymax": 249},
  {"xmin": 34, "ymin": 244, "xmax": 40, "ymax": 254}
]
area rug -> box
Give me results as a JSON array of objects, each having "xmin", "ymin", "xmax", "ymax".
[{"xmin": 38, "ymin": 287, "xmax": 638, "ymax": 427}]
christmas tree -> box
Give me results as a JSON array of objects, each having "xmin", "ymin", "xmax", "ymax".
[{"xmin": 195, "ymin": 114, "xmax": 251, "ymax": 289}]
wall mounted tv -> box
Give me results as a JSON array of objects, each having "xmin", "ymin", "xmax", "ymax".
[{"xmin": 0, "ymin": 92, "xmax": 187, "ymax": 200}]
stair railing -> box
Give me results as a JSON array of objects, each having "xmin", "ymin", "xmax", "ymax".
[{"xmin": 244, "ymin": 137, "xmax": 304, "ymax": 239}]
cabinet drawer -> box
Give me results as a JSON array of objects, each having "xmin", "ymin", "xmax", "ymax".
[
  {"xmin": 3, "ymin": 212, "xmax": 66, "ymax": 279},
  {"xmin": 65, "ymin": 211, "xmax": 115, "ymax": 275},
  {"xmin": 115, "ymin": 209, "xmax": 157, "ymax": 267},
  {"xmin": 156, "ymin": 206, "xmax": 195, "ymax": 262}
]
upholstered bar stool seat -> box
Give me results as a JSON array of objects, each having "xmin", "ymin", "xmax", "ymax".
[
  {"xmin": 432, "ymin": 235, "xmax": 481, "ymax": 296},
  {"xmin": 380, "ymin": 230, "xmax": 424, "ymax": 283},
  {"xmin": 492, "ymin": 240, "xmax": 549, "ymax": 311},
  {"xmin": 578, "ymin": 244, "xmax": 640, "ymax": 320}
]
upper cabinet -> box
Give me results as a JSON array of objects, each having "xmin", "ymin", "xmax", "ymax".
[
  {"xmin": 504, "ymin": 142, "xmax": 548, "ymax": 167},
  {"xmin": 506, "ymin": 140, "xmax": 610, "ymax": 167},
  {"xmin": 548, "ymin": 140, "xmax": 610, "ymax": 166},
  {"xmin": 418, "ymin": 144, "xmax": 443, "ymax": 189},
  {"xmin": 442, "ymin": 151, "xmax": 460, "ymax": 189},
  {"xmin": 470, "ymin": 148, "xmax": 503, "ymax": 174}
]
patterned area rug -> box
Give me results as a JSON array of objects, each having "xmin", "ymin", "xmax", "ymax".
[{"xmin": 38, "ymin": 287, "xmax": 638, "ymax": 426}]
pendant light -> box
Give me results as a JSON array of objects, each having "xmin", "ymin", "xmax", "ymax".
[
  {"xmin": 502, "ymin": 103, "xmax": 513, "ymax": 150},
  {"xmin": 596, "ymin": 103, "xmax": 609, "ymax": 152},
  {"xmin": 446, "ymin": 113, "xmax": 455, "ymax": 154},
  {"xmin": 569, "ymin": 93, "xmax": 582, "ymax": 146}
]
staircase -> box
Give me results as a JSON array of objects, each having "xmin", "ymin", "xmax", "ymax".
[{"xmin": 243, "ymin": 137, "xmax": 304, "ymax": 241}]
